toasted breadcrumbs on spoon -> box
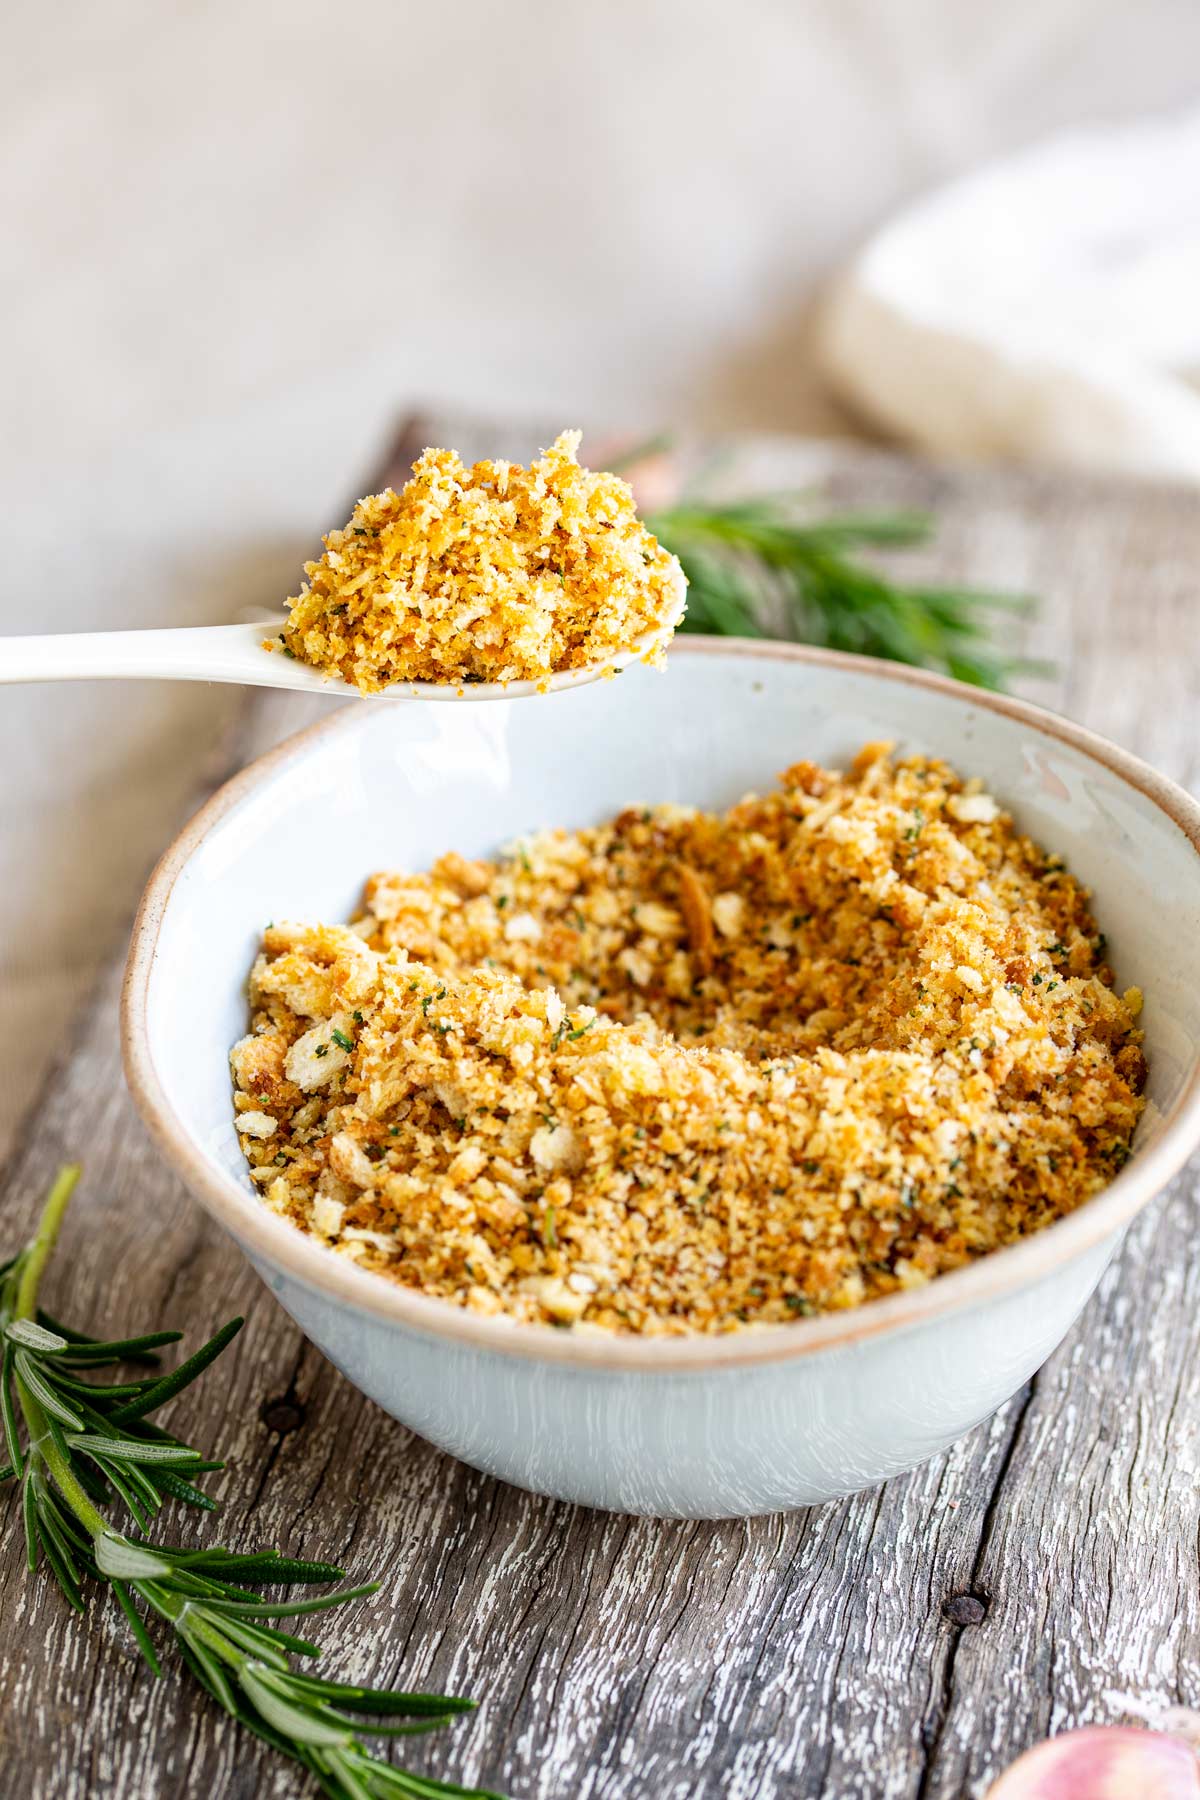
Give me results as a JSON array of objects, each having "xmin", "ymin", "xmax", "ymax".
[
  {"xmin": 269, "ymin": 431, "xmax": 686, "ymax": 692},
  {"xmin": 231, "ymin": 745, "xmax": 1145, "ymax": 1334}
]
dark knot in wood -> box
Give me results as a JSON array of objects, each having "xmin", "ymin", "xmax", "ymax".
[
  {"xmin": 261, "ymin": 1397, "xmax": 306, "ymax": 1435},
  {"xmin": 942, "ymin": 1594, "xmax": 987, "ymax": 1627}
]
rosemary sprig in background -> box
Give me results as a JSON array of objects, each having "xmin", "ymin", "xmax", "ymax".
[
  {"xmin": 652, "ymin": 499, "xmax": 1039, "ymax": 690},
  {"xmin": 614, "ymin": 437, "xmax": 1045, "ymax": 690},
  {"xmin": 2, "ymin": 1166, "xmax": 502, "ymax": 1800}
]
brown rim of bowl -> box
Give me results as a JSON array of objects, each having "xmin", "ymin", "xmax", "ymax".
[{"xmin": 121, "ymin": 639, "xmax": 1200, "ymax": 1373}]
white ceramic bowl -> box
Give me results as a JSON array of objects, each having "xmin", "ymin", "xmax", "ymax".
[{"xmin": 123, "ymin": 642, "xmax": 1200, "ymax": 1519}]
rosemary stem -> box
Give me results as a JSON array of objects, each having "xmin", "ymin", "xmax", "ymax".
[
  {"xmin": 11, "ymin": 1166, "xmax": 109, "ymax": 1538},
  {"xmin": 143, "ymin": 1582, "xmax": 242, "ymax": 1668},
  {"xmin": 18, "ymin": 1381, "xmax": 109, "ymax": 1535},
  {"xmin": 14, "ymin": 1164, "xmax": 81, "ymax": 1322}
]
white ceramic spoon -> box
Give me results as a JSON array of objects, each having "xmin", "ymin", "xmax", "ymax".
[{"xmin": 0, "ymin": 591, "xmax": 686, "ymax": 701}]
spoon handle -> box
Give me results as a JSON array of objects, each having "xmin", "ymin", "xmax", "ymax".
[{"xmin": 0, "ymin": 623, "xmax": 324, "ymax": 691}]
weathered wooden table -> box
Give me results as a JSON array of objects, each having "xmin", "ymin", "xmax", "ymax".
[{"xmin": 3, "ymin": 416, "xmax": 1199, "ymax": 1800}]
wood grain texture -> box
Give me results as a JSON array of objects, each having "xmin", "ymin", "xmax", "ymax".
[{"xmin": 2, "ymin": 416, "xmax": 1199, "ymax": 1800}]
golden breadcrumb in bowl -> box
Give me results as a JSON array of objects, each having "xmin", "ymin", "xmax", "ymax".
[
  {"xmin": 123, "ymin": 644, "xmax": 1200, "ymax": 1513},
  {"xmin": 269, "ymin": 432, "xmax": 687, "ymax": 694},
  {"xmin": 229, "ymin": 747, "xmax": 1147, "ymax": 1337}
]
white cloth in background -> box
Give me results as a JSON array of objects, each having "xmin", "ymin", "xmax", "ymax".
[{"xmin": 821, "ymin": 110, "xmax": 1200, "ymax": 482}]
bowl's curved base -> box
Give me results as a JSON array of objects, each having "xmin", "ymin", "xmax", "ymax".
[{"xmin": 247, "ymin": 1233, "xmax": 1117, "ymax": 1518}]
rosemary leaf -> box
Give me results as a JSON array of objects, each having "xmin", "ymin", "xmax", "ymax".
[{"xmin": 108, "ymin": 1316, "xmax": 244, "ymax": 1424}]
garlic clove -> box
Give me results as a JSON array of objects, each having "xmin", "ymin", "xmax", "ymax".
[{"xmin": 987, "ymin": 1726, "xmax": 1200, "ymax": 1798}]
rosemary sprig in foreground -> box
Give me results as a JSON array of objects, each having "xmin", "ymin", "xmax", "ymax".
[
  {"xmin": 650, "ymin": 497, "xmax": 1042, "ymax": 690},
  {"xmin": 1, "ymin": 1165, "xmax": 502, "ymax": 1800}
]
